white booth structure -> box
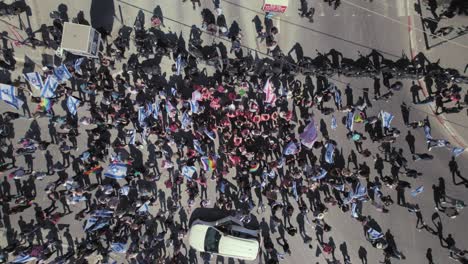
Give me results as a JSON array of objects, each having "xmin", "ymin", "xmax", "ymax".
[{"xmin": 60, "ymin": 22, "xmax": 102, "ymax": 58}]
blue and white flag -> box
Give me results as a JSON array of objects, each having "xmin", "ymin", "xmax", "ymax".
[
  {"xmin": 104, "ymin": 163, "xmax": 127, "ymax": 179},
  {"xmin": 54, "ymin": 64, "xmax": 72, "ymax": 83},
  {"xmin": 11, "ymin": 254, "xmax": 36, "ymax": 263},
  {"xmin": 351, "ymin": 202, "xmax": 359, "ymax": 218},
  {"xmin": 292, "ymin": 181, "xmax": 298, "ymax": 201},
  {"xmin": 119, "ymin": 186, "xmax": 130, "ymax": 196},
  {"xmin": 67, "ymin": 96, "xmax": 80, "ymax": 116},
  {"xmin": 190, "ymin": 99, "xmax": 200, "ymax": 114},
  {"xmin": 411, "ymin": 185, "xmax": 424, "ymax": 197},
  {"xmin": 193, "ymin": 139, "xmax": 205, "ymax": 155},
  {"xmin": 0, "ymin": 84, "xmax": 23, "ymax": 109},
  {"xmin": 331, "ymin": 115, "xmax": 337, "ymax": 130},
  {"xmin": 380, "ymin": 111, "xmax": 394, "ymax": 128},
  {"xmin": 152, "ymin": 97, "xmax": 160, "ymax": 118},
  {"xmin": 452, "ymin": 147, "xmax": 465, "ymax": 157},
  {"xmin": 92, "ymin": 209, "xmax": 114, "ymax": 218},
  {"xmin": 367, "ymin": 228, "xmax": 383, "ymax": 240},
  {"xmin": 41, "ymin": 75, "xmax": 59, "ymax": 98},
  {"xmin": 85, "ymin": 218, "xmax": 109, "ymax": 232},
  {"xmin": 283, "ymin": 141, "xmax": 299, "ymax": 156},
  {"xmin": 128, "ymin": 129, "xmax": 136, "ymax": 145},
  {"xmin": 311, "ymin": 168, "xmax": 328, "ymax": 181},
  {"xmin": 204, "ymin": 129, "xmax": 216, "ymax": 140},
  {"xmin": 325, "ymin": 143, "xmax": 335, "ymax": 164},
  {"xmin": 23, "ymin": 72, "xmax": 44, "ymax": 91},
  {"xmin": 138, "ymin": 106, "xmax": 147, "ymax": 126},
  {"xmin": 181, "ymin": 112, "xmax": 192, "ymax": 130},
  {"xmin": 176, "ymin": 54, "xmax": 183, "ymax": 75},
  {"xmin": 146, "ymin": 102, "xmax": 153, "ymax": 117},
  {"xmin": 182, "ymin": 165, "xmax": 197, "ymax": 179},
  {"xmin": 137, "ymin": 201, "xmax": 150, "ymax": 214},
  {"xmin": 353, "ymin": 182, "xmax": 367, "ymax": 199},
  {"xmin": 111, "ymin": 243, "xmax": 128, "ymax": 253},
  {"xmin": 424, "ymin": 125, "xmax": 432, "ymax": 140},
  {"xmin": 346, "ymin": 111, "xmax": 354, "ymax": 131},
  {"xmin": 74, "ymin": 58, "xmax": 85, "ymax": 75},
  {"xmin": 300, "ymin": 119, "xmax": 318, "ymax": 149}
]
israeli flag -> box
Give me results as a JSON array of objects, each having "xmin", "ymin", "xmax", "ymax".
[
  {"xmin": 367, "ymin": 228, "xmax": 383, "ymax": 240},
  {"xmin": 23, "ymin": 72, "xmax": 44, "ymax": 90},
  {"xmin": 351, "ymin": 202, "xmax": 359, "ymax": 218},
  {"xmin": 182, "ymin": 165, "xmax": 197, "ymax": 179},
  {"xmin": 138, "ymin": 106, "xmax": 147, "ymax": 126},
  {"xmin": 204, "ymin": 129, "xmax": 216, "ymax": 141},
  {"xmin": 72, "ymin": 194, "xmax": 87, "ymax": 202},
  {"xmin": 67, "ymin": 96, "xmax": 80, "ymax": 116},
  {"xmin": 111, "ymin": 242, "xmax": 128, "ymax": 253},
  {"xmin": 424, "ymin": 125, "xmax": 432, "ymax": 140},
  {"xmin": 92, "ymin": 209, "xmax": 114, "ymax": 218},
  {"xmin": 190, "ymin": 99, "xmax": 200, "ymax": 114},
  {"xmin": 346, "ymin": 111, "xmax": 354, "ymax": 131},
  {"xmin": 334, "ymin": 89, "xmax": 341, "ymax": 103},
  {"xmin": 380, "ymin": 111, "xmax": 394, "ymax": 128},
  {"xmin": 411, "ymin": 185, "xmax": 424, "ymax": 197},
  {"xmin": 181, "ymin": 112, "xmax": 192, "ymax": 129},
  {"xmin": 325, "ymin": 143, "xmax": 335, "ymax": 164},
  {"xmin": 137, "ymin": 201, "xmax": 150, "ymax": 214},
  {"xmin": 54, "ymin": 64, "xmax": 72, "ymax": 83},
  {"xmin": 331, "ymin": 115, "xmax": 337, "ymax": 130},
  {"xmin": 74, "ymin": 58, "xmax": 85, "ymax": 75},
  {"xmin": 283, "ymin": 141, "xmax": 298, "ymax": 156},
  {"xmin": 193, "ymin": 139, "xmax": 205, "ymax": 155},
  {"xmin": 41, "ymin": 75, "xmax": 59, "ymax": 98},
  {"xmin": 176, "ymin": 54, "xmax": 183, "ymax": 75},
  {"xmin": 146, "ymin": 102, "xmax": 153, "ymax": 117},
  {"xmin": 311, "ymin": 168, "xmax": 328, "ymax": 181},
  {"xmin": 353, "ymin": 182, "xmax": 367, "ymax": 199},
  {"xmin": 452, "ymin": 147, "xmax": 465, "ymax": 157},
  {"xmin": 119, "ymin": 186, "xmax": 130, "ymax": 196},
  {"xmin": 292, "ymin": 181, "xmax": 298, "ymax": 201},
  {"xmin": 129, "ymin": 129, "xmax": 136, "ymax": 145},
  {"xmin": 11, "ymin": 254, "xmax": 36, "ymax": 263},
  {"xmin": 104, "ymin": 163, "xmax": 127, "ymax": 179},
  {"xmin": 0, "ymin": 84, "xmax": 23, "ymax": 109},
  {"xmin": 153, "ymin": 98, "xmax": 160, "ymax": 118}
]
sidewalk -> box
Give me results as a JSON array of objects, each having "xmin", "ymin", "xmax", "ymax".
[{"xmin": 408, "ymin": 0, "xmax": 468, "ymax": 148}]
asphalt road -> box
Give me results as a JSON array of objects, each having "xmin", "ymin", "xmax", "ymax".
[{"xmin": 0, "ymin": 0, "xmax": 467, "ymax": 264}]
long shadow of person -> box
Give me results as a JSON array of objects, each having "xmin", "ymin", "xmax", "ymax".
[
  {"xmin": 90, "ymin": 0, "xmax": 114, "ymax": 40},
  {"xmin": 449, "ymin": 157, "xmax": 468, "ymax": 187},
  {"xmin": 358, "ymin": 246, "xmax": 367, "ymax": 264},
  {"xmin": 339, "ymin": 241, "xmax": 351, "ymax": 263}
]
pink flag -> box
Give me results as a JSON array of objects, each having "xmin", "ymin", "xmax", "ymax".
[
  {"xmin": 263, "ymin": 78, "xmax": 277, "ymax": 106},
  {"xmin": 300, "ymin": 118, "xmax": 318, "ymax": 149}
]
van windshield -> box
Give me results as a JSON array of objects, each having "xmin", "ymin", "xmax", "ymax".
[{"xmin": 204, "ymin": 227, "xmax": 222, "ymax": 253}]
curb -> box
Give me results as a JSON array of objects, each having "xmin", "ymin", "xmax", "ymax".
[{"xmin": 405, "ymin": 0, "xmax": 467, "ymax": 149}]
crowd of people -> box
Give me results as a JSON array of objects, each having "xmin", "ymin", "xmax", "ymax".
[{"xmin": 0, "ymin": 0, "xmax": 467, "ymax": 264}]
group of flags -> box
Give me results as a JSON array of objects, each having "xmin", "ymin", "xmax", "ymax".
[{"xmin": 0, "ymin": 59, "xmax": 84, "ymax": 112}]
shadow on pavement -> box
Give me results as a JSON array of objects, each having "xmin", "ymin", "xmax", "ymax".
[{"xmin": 90, "ymin": 0, "xmax": 115, "ymax": 37}]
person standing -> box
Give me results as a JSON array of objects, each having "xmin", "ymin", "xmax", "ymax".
[
  {"xmin": 405, "ymin": 131, "xmax": 416, "ymax": 154},
  {"xmin": 409, "ymin": 204, "xmax": 426, "ymax": 231},
  {"xmin": 400, "ymin": 102, "xmax": 410, "ymax": 126},
  {"xmin": 432, "ymin": 184, "xmax": 443, "ymax": 211},
  {"xmin": 435, "ymin": 93, "xmax": 445, "ymax": 114},
  {"xmin": 426, "ymin": 248, "xmax": 434, "ymax": 264},
  {"xmin": 410, "ymin": 81, "xmax": 422, "ymax": 104}
]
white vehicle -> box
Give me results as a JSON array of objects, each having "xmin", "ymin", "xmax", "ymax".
[{"xmin": 188, "ymin": 216, "xmax": 260, "ymax": 261}]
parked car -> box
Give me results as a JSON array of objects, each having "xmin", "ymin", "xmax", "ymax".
[{"xmin": 188, "ymin": 216, "xmax": 260, "ymax": 261}]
